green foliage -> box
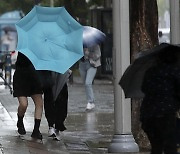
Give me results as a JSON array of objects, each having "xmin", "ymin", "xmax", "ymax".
[
  {"xmin": 157, "ymin": 0, "xmax": 169, "ymax": 17},
  {"xmin": 87, "ymin": 0, "xmax": 104, "ymax": 6},
  {"xmin": 0, "ymin": 0, "xmax": 16, "ymax": 14},
  {"xmin": 0, "ymin": 0, "xmax": 105, "ymax": 25},
  {"xmin": 0, "ymin": 0, "xmax": 105, "ymax": 14}
]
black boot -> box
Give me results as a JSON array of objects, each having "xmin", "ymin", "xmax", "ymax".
[
  {"xmin": 31, "ymin": 119, "xmax": 42, "ymax": 140},
  {"xmin": 17, "ymin": 114, "xmax": 26, "ymax": 135},
  {"xmin": 31, "ymin": 130, "xmax": 42, "ymax": 140}
]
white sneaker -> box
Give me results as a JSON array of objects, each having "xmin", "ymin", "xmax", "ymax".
[
  {"xmin": 54, "ymin": 129, "xmax": 63, "ymax": 141},
  {"xmin": 86, "ymin": 103, "xmax": 95, "ymax": 110},
  {"xmin": 48, "ymin": 127, "xmax": 56, "ymax": 137}
]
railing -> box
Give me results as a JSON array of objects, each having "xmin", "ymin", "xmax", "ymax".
[{"xmin": 0, "ymin": 51, "xmax": 13, "ymax": 94}]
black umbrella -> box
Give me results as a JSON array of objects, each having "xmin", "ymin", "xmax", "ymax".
[
  {"xmin": 52, "ymin": 71, "xmax": 71, "ymax": 101},
  {"xmin": 119, "ymin": 43, "xmax": 180, "ymax": 98}
]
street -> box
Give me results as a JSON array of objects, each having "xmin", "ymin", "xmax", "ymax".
[
  {"xmin": 0, "ymin": 74, "xmax": 151, "ymax": 153},
  {"xmin": 0, "ymin": 75, "xmax": 116, "ymax": 154}
]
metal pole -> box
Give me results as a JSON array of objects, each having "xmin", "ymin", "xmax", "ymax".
[
  {"xmin": 108, "ymin": 0, "xmax": 139, "ymax": 153},
  {"xmin": 170, "ymin": 0, "xmax": 180, "ymax": 44}
]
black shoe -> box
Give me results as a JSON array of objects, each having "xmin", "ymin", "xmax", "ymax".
[
  {"xmin": 31, "ymin": 131, "xmax": 43, "ymax": 140},
  {"xmin": 17, "ymin": 122, "xmax": 26, "ymax": 135}
]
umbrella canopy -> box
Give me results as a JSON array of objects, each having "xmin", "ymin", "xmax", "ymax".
[
  {"xmin": 83, "ymin": 26, "xmax": 106, "ymax": 48},
  {"xmin": 15, "ymin": 5, "xmax": 83, "ymax": 74},
  {"xmin": 119, "ymin": 43, "xmax": 180, "ymax": 98}
]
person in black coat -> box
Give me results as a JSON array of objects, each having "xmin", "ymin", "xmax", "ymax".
[
  {"xmin": 140, "ymin": 48, "xmax": 180, "ymax": 154},
  {"xmin": 43, "ymin": 70, "xmax": 70, "ymax": 141}
]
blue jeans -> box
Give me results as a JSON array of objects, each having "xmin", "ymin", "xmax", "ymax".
[{"xmin": 79, "ymin": 60, "xmax": 97, "ymax": 103}]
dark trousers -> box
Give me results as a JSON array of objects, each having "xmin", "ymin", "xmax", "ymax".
[
  {"xmin": 44, "ymin": 83, "xmax": 68, "ymax": 131},
  {"xmin": 177, "ymin": 118, "xmax": 180, "ymax": 145},
  {"xmin": 141, "ymin": 115, "xmax": 177, "ymax": 154}
]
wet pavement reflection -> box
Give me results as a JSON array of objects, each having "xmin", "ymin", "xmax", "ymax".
[{"xmin": 63, "ymin": 112, "xmax": 114, "ymax": 153}]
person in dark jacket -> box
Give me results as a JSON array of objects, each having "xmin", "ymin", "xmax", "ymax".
[
  {"xmin": 13, "ymin": 52, "xmax": 43, "ymax": 140},
  {"xmin": 43, "ymin": 70, "xmax": 70, "ymax": 141},
  {"xmin": 43, "ymin": 83, "xmax": 68, "ymax": 141},
  {"xmin": 140, "ymin": 47, "xmax": 180, "ymax": 154}
]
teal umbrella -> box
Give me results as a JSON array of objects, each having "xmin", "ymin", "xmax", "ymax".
[{"xmin": 15, "ymin": 5, "xmax": 83, "ymax": 74}]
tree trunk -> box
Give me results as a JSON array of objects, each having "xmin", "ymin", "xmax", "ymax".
[{"xmin": 130, "ymin": 0, "xmax": 159, "ymax": 150}]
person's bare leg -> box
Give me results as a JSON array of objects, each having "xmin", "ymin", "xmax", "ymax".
[
  {"xmin": 17, "ymin": 96, "xmax": 28, "ymax": 135},
  {"xmin": 31, "ymin": 94, "xmax": 43, "ymax": 119},
  {"xmin": 17, "ymin": 96, "xmax": 28, "ymax": 116},
  {"xmin": 31, "ymin": 94, "xmax": 43, "ymax": 140}
]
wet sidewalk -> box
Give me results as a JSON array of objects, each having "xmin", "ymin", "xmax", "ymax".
[{"xmin": 0, "ymin": 75, "xmax": 149, "ymax": 154}]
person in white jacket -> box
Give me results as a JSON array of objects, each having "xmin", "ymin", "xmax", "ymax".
[{"xmin": 79, "ymin": 44, "xmax": 101, "ymax": 110}]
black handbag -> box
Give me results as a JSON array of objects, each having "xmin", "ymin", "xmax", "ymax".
[{"xmin": 37, "ymin": 70, "xmax": 54, "ymax": 89}]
